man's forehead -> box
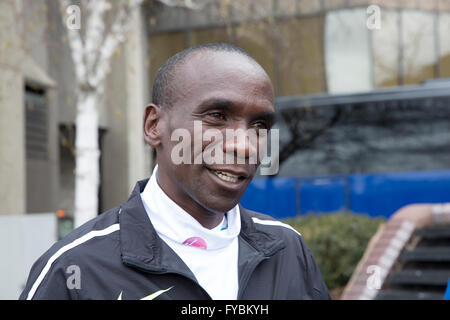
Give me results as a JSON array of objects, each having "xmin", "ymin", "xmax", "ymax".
[
  {"xmin": 173, "ymin": 50, "xmax": 274, "ymax": 100},
  {"xmin": 178, "ymin": 50, "xmax": 270, "ymax": 83}
]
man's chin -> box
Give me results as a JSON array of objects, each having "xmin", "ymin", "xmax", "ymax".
[{"xmin": 198, "ymin": 197, "xmax": 241, "ymax": 215}]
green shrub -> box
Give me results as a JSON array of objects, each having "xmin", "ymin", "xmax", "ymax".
[{"xmin": 284, "ymin": 212, "xmax": 385, "ymax": 290}]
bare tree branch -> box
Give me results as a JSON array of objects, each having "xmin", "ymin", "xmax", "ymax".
[
  {"xmin": 89, "ymin": 0, "xmax": 143, "ymax": 87},
  {"xmin": 60, "ymin": 0, "xmax": 87, "ymax": 83},
  {"xmin": 84, "ymin": 0, "xmax": 107, "ymax": 78}
]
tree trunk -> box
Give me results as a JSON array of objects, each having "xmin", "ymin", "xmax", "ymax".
[{"xmin": 74, "ymin": 89, "xmax": 100, "ymax": 227}]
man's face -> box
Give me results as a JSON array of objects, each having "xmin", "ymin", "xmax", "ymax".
[{"xmin": 155, "ymin": 51, "xmax": 275, "ymax": 215}]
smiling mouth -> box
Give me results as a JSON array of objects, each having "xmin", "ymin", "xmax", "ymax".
[
  {"xmin": 212, "ymin": 170, "xmax": 240, "ymax": 183},
  {"xmin": 206, "ymin": 168, "xmax": 247, "ymax": 184}
]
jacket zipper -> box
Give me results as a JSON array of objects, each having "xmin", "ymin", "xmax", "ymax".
[
  {"xmin": 237, "ymin": 254, "xmax": 268, "ymax": 299},
  {"xmin": 237, "ymin": 240, "xmax": 286, "ymax": 299}
]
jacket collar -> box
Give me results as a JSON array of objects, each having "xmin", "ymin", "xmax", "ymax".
[{"xmin": 119, "ymin": 179, "xmax": 285, "ymax": 273}]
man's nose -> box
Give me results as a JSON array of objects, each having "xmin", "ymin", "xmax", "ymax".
[{"xmin": 223, "ymin": 127, "xmax": 258, "ymax": 162}]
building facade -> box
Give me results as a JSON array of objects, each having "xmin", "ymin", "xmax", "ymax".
[
  {"xmin": 0, "ymin": 0, "xmax": 152, "ymax": 217},
  {"xmin": 1, "ymin": 0, "xmax": 449, "ymax": 218}
]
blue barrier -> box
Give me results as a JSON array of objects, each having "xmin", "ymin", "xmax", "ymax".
[
  {"xmin": 444, "ymin": 279, "xmax": 450, "ymax": 300},
  {"xmin": 240, "ymin": 177, "xmax": 297, "ymax": 219},
  {"xmin": 299, "ymin": 177, "xmax": 347, "ymax": 214},
  {"xmin": 349, "ymin": 170, "xmax": 450, "ymax": 218},
  {"xmin": 240, "ymin": 170, "xmax": 450, "ymax": 219}
]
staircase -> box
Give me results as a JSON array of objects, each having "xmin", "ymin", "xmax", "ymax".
[{"xmin": 376, "ymin": 225, "xmax": 450, "ymax": 300}]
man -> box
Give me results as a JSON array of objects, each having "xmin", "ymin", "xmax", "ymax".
[{"xmin": 20, "ymin": 43, "xmax": 330, "ymax": 300}]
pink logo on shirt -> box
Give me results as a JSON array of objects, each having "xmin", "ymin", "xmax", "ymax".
[{"xmin": 182, "ymin": 237, "xmax": 207, "ymax": 250}]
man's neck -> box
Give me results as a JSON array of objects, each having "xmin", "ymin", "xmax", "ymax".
[{"xmin": 155, "ymin": 174, "xmax": 225, "ymax": 230}]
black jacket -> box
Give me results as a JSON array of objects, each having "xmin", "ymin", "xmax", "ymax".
[{"xmin": 20, "ymin": 179, "xmax": 331, "ymax": 300}]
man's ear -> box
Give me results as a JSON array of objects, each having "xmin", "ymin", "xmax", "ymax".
[{"xmin": 143, "ymin": 103, "xmax": 164, "ymax": 148}]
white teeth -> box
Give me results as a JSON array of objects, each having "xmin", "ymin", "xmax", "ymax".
[{"xmin": 213, "ymin": 170, "xmax": 239, "ymax": 183}]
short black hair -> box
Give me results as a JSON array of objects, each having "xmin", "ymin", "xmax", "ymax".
[{"xmin": 151, "ymin": 42, "xmax": 255, "ymax": 108}]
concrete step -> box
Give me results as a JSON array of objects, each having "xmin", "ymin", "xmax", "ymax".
[
  {"xmin": 388, "ymin": 270, "xmax": 450, "ymax": 286},
  {"xmin": 400, "ymin": 247, "xmax": 450, "ymax": 262},
  {"xmin": 416, "ymin": 226, "xmax": 450, "ymax": 239},
  {"xmin": 376, "ymin": 289, "xmax": 444, "ymax": 300}
]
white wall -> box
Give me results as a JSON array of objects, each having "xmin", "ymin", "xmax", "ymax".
[
  {"xmin": 0, "ymin": 214, "xmax": 57, "ymax": 299},
  {"xmin": 0, "ymin": 0, "xmax": 25, "ymax": 215},
  {"xmin": 125, "ymin": 7, "xmax": 153, "ymax": 193},
  {"xmin": 324, "ymin": 8, "xmax": 373, "ymax": 93}
]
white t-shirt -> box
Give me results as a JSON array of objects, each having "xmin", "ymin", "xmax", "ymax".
[{"xmin": 140, "ymin": 165, "xmax": 240, "ymax": 300}]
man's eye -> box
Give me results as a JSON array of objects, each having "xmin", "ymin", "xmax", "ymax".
[
  {"xmin": 208, "ymin": 112, "xmax": 226, "ymax": 120},
  {"xmin": 252, "ymin": 121, "xmax": 268, "ymax": 129}
]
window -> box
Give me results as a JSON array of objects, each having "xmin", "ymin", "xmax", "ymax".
[{"xmin": 25, "ymin": 85, "xmax": 47, "ymax": 160}]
